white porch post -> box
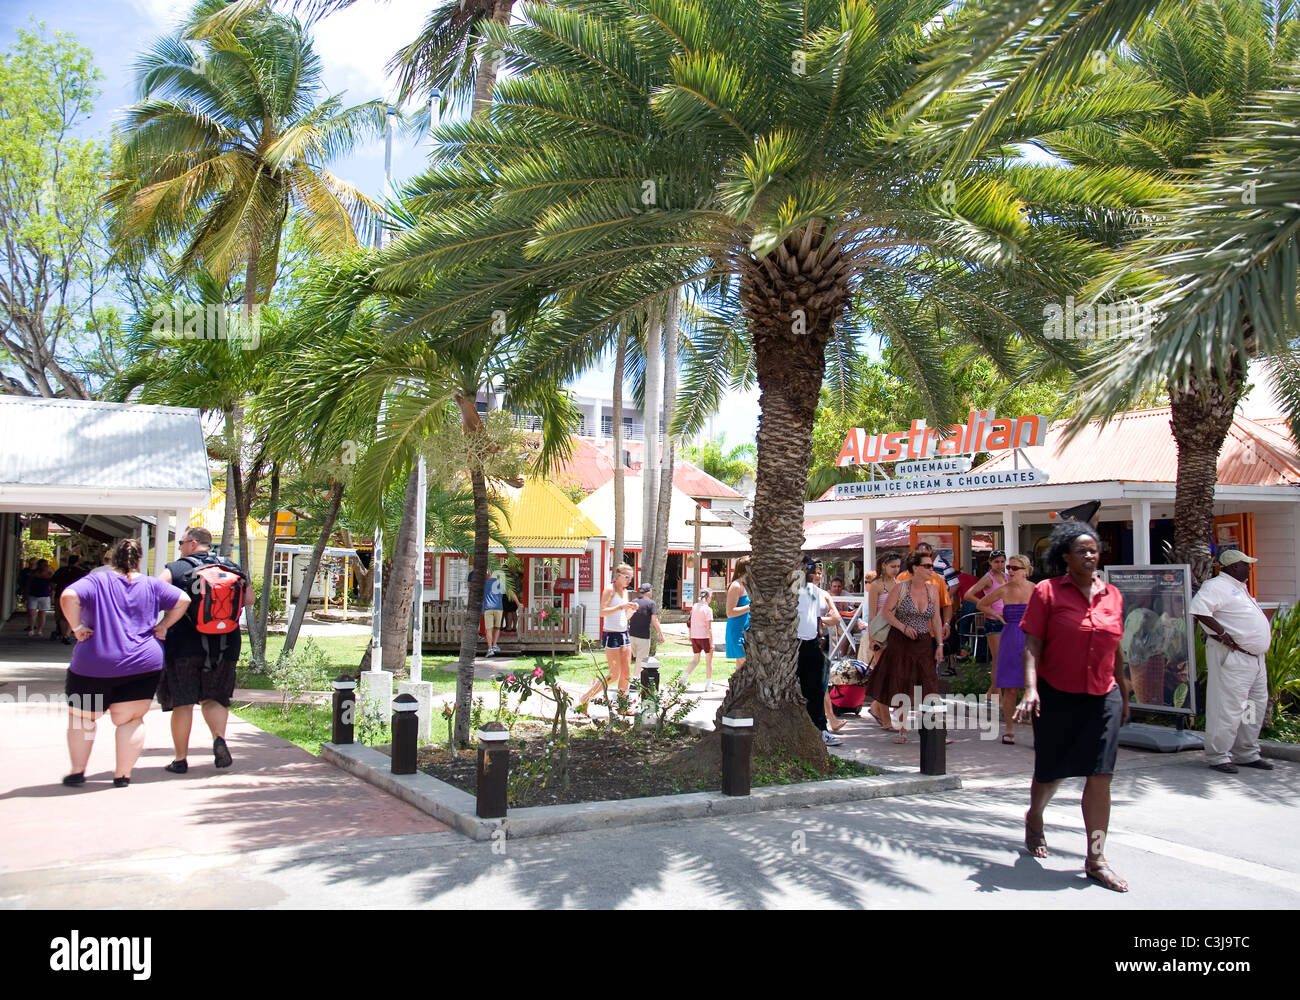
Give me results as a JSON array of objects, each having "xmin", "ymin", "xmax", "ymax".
[
  {"xmin": 140, "ymin": 520, "xmax": 150, "ymax": 573},
  {"xmin": 1132, "ymin": 501, "xmax": 1151, "ymax": 564},
  {"xmin": 175, "ymin": 509, "xmax": 190, "ymax": 560},
  {"xmin": 862, "ymin": 517, "xmax": 875, "ymax": 586},
  {"xmin": 1001, "ymin": 507, "xmax": 1019, "ymax": 559},
  {"xmin": 400, "ymin": 456, "xmax": 432, "ymax": 743},
  {"xmin": 152, "ymin": 510, "xmax": 169, "ymax": 576}
]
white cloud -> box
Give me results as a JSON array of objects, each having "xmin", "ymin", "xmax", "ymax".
[{"xmin": 302, "ymin": 0, "xmax": 429, "ymax": 106}]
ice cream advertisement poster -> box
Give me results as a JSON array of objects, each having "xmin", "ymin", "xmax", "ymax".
[{"xmin": 1103, "ymin": 565, "xmax": 1198, "ymax": 716}]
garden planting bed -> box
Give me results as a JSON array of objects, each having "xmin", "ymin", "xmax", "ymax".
[{"xmin": 404, "ymin": 720, "xmax": 878, "ymax": 807}]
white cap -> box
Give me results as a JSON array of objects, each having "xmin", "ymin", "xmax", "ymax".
[{"xmin": 1218, "ymin": 548, "xmax": 1257, "ymax": 566}]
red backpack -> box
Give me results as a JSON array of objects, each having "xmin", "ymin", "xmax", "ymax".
[
  {"xmin": 183, "ymin": 554, "xmax": 246, "ymax": 633},
  {"xmin": 181, "ymin": 554, "xmax": 247, "ymax": 666}
]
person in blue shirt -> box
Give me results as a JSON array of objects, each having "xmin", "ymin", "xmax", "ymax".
[{"xmin": 481, "ymin": 569, "xmax": 506, "ymax": 657}]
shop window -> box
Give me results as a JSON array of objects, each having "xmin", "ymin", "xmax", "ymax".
[
  {"xmin": 445, "ymin": 556, "xmax": 468, "ymax": 602},
  {"xmin": 531, "ymin": 557, "xmax": 568, "ymax": 610}
]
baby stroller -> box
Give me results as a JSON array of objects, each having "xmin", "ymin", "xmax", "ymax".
[{"xmin": 828, "ymin": 658, "xmax": 870, "ymax": 716}]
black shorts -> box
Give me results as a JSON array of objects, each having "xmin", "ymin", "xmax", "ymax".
[
  {"xmin": 65, "ymin": 669, "xmax": 161, "ymax": 712},
  {"xmin": 157, "ymin": 655, "xmax": 238, "ymax": 711}
]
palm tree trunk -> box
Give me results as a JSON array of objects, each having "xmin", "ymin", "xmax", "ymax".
[
  {"xmin": 612, "ymin": 324, "xmax": 627, "ymax": 573},
  {"xmin": 641, "ymin": 302, "xmax": 663, "ymax": 584},
  {"xmin": 283, "ymin": 479, "xmax": 344, "ymax": 656},
  {"xmin": 716, "ymin": 235, "xmax": 848, "ymax": 767},
  {"xmin": 1170, "ymin": 360, "xmax": 1245, "ymax": 588},
  {"xmin": 650, "ymin": 291, "xmax": 680, "ymax": 624},
  {"xmin": 248, "ymin": 461, "xmax": 280, "ymax": 669},
  {"xmin": 454, "ymin": 392, "xmax": 490, "ymax": 745},
  {"xmin": 469, "ymin": 1, "xmax": 515, "ymax": 116},
  {"xmin": 380, "ymin": 467, "xmax": 421, "ymax": 675}
]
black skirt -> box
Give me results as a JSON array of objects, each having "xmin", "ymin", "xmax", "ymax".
[{"xmin": 1031, "ymin": 678, "xmax": 1122, "ymax": 783}]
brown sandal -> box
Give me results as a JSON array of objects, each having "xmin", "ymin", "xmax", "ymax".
[
  {"xmin": 1085, "ymin": 862, "xmax": 1129, "ymax": 893},
  {"xmin": 1025, "ymin": 817, "xmax": 1048, "ymax": 858}
]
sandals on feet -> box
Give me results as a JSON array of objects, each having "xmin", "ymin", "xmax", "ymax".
[
  {"xmin": 1086, "ymin": 862, "xmax": 1129, "ymax": 893},
  {"xmin": 1001, "ymin": 733, "xmax": 1015, "ymax": 745},
  {"xmin": 1025, "ymin": 817, "xmax": 1048, "ymax": 858},
  {"xmin": 891, "ymin": 733, "xmax": 907, "ymax": 744}
]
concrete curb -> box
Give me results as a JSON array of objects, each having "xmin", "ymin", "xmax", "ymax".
[
  {"xmin": 321, "ymin": 741, "xmax": 961, "ymax": 841},
  {"xmin": 1262, "ymin": 739, "xmax": 1300, "ymax": 762}
]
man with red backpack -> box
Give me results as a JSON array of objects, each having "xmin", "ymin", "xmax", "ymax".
[{"xmin": 156, "ymin": 527, "xmax": 253, "ymax": 774}]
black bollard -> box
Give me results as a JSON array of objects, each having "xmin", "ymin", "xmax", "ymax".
[
  {"xmin": 641, "ymin": 655, "xmax": 660, "ymax": 695},
  {"xmin": 391, "ymin": 693, "xmax": 419, "ymax": 774},
  {"xmin": 476, "ymin": 722, "xmax": 510, "ymax": 819},
  {"xmin": 720, "ymin": 716, "xmax": 754, "ymax": 796},
  {"xmin": 331, "ymin": 674, "xmax": 356, "ymax": 745},
  {"xmin": 918, "ymin": 702, "xmax": 947, "ymax": 775}
]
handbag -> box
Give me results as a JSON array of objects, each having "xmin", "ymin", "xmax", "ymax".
[{"xmin": 868, "ymin": 611, "xmax": 892, "ymax": 645}]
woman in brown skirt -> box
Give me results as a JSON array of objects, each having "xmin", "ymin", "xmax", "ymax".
[{"xmin": 864, "ymin": 550, "xmax": 944, "ymax": 743}]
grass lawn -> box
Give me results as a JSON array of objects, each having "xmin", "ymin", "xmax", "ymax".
[
  {"xmin": 237, "ymin": 632, "xmax": 738, "ymax": 691},
  {"xmin": 233, "ymin": 631, "xmax": 742, "ymax": 754}
]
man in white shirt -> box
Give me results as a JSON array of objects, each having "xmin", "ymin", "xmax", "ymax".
[
  {"xmin": 1190, "ymin": 549, "xmax": 1274, "ymax": 774},
  {"xmin": 796, "ymin": 559, "xmax": 844, "ymax": 746}
]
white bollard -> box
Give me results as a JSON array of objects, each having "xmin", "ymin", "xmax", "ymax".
[
  {"xmin": 397, "ymin": 679, "xmax": 434, "ymax": 743},
  {"xmin": 360, "ymin": 669, "xmax": 393, "ymax": 725}
]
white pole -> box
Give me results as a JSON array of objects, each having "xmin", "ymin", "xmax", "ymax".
[
  {"xmin": 409, "ymin": 455, "xmax": 426, "ymax": 681},
  {"xmin": 152, "ymin": 511, "xmax": 169, "ymax": 576},
  {"xmin": 1132, "ymin": 501, "xmax": 1152, "ymax": 564},
  {"xmin": 863, "ymin": 517, "xmax": 875, "ymax": 587},
  {"xmin": 370, "ymin": 107, "xmax": 396, "ymax": 665}
]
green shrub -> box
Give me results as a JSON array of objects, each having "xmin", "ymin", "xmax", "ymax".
[{"xmin": 269, "ymin": 639, "xmax": 330, "ymax": 715}]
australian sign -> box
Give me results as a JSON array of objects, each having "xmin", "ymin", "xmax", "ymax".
[
  {"xmin": 837, "ymin": 411, "xmax": 1048, "ymax": 466},
  {"xmin": 832, "ymin": 411, "xmax": 1049, "ymax": 499}
]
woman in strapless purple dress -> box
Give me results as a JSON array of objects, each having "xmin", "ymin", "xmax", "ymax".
[{"xmin": 976, "ymin": 555, "xmax": 1035, "ymax": 744}]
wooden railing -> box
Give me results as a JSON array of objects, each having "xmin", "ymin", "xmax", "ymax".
[{"xmin": 419, "ymin": 602, "xmax": 586, "ymax": 653}]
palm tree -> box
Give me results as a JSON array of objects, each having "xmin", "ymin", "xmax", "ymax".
[
  {"xmin": 1050, "ymin": 0, "xmax": 1300, "ymax": 584},
  {"xmin": 682, "ymin": 436, "xmax": 757, "ymax": 490},
  {"xmin": 365, "ymin": 1, "xmax": 1162, "ymax": 763},
  {"xmin": 106, "ymin": 0, "xmax": 382, "ymax": 579}
]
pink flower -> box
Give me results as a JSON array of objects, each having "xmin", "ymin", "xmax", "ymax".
[
  {"xmin": 532, "ymin": 666, "xmax": 544, "ymax": 679},
  {"xmin": 507, "ymin": 674, "xmax": 517, "ymax": 684},
  {"xmin": 538, "ymin": 608, "xmax": 549, "ymax": 621}
]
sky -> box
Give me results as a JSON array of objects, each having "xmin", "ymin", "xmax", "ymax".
[{"xmin": 0, "ymin": 0, "xmax": 763, "ymax": 447}]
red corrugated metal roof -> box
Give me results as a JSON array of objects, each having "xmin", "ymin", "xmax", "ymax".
[
  {"xmin": 552, "ymin": 437, "xmax": 615, "ymax": 495},
  {"xmin": 557, "ymin": 437, "xmax": 745, "ymax": 499},
  {"xmin": 976, "ymin": 407, "xmax": 1300, "ymax": 487},
  {"xmin": 623, "ymin": 441, "xmax": 745, "ymax": 499}
]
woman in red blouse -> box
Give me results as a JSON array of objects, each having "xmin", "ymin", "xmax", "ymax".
[{"xmin": 1015, "ymin": 521, "xmax": 1131, "ymax": 892}]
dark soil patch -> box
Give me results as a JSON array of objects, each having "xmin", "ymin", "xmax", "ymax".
[{"xmin": 404, "ymin": 720, "xmax": 879, "ymax": 807}]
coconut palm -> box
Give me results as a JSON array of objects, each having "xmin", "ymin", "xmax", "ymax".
[
  {"xmin": 106, "ymin": 0, "xmax": 383, "ymax": 579},
  {"xmin": 1046, "ymin": 0, "xmax": 1300, "ymax": 584},
  {"xmin": 365, "ymin": 0, "xmax": 1171, "ymax": 762}
]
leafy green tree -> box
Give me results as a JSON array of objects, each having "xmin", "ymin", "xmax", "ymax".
[
  {"xmin": 807, "ymin": 353, "xmax": 1084, "ymax": 499},
  {"xmin": 682, "ymin": 435, "xmax": 756, "ymax": 489},
  {"xmin": 0, "ymin": 25, "xmax": 109, "ymax": 398}
]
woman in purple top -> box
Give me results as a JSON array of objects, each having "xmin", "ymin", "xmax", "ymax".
[{"xmin": 59, "ymin": 539, "xmax": 189, "ymax": 788}]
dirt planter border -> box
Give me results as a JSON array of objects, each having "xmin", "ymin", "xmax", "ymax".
[{"xmin": 321, "ymin": 741, "xmax": 961, "ymax": 841}]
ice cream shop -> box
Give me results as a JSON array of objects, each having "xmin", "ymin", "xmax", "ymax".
[{"xmin": 804, "ymin": 406, "xmax": 1300, "ymax": 606}]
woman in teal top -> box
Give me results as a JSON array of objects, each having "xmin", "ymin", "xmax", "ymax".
[{"xmin": 725, "ymin": 558, "xmax": 751, "ymax": 666}]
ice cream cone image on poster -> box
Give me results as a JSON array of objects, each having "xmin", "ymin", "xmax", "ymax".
[
  {"xmin": 1122, "ymin": 608, "xmax": 1165, "ymax": 704},
  {"xmin": 1132, "ymin": 653, "xmax": 1167, "ymax": 705}
]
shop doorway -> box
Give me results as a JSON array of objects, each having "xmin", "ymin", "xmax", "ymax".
[{"xmin": 664, "ymin": 553, "xmax": 682, "ymax": 608}]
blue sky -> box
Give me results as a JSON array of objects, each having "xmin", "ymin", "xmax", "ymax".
[{"xmin": 2, "ymin": 0, "xmax": 762, "ymax": 446}]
